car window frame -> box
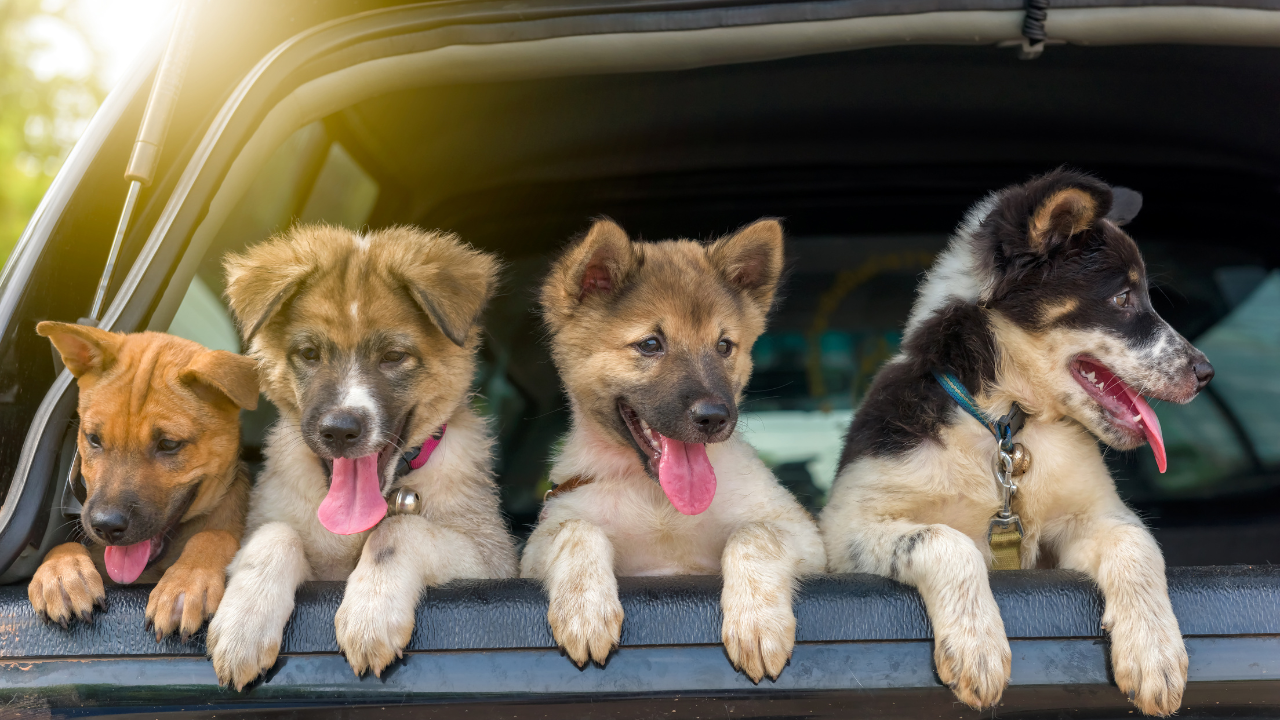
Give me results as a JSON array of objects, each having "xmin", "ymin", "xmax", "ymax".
[{"xmin": 6, "ymin": 0, "xmax": 1280, "ymax": 572}]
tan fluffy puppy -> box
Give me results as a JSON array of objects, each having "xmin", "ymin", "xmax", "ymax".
[
  {"xmin": 208, "ymin": 224, "xmax": 517, "ymax": 690},
  {"xmin": 521, "ymin": 219, "xmax": 826, "ymax": 682},
  {"xmin": 29, "ymin": 324, "xmax": 257, "ymax": 640}
]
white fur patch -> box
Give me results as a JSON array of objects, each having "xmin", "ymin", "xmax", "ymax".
[
  {"xmin": 349, "ymin": 302, "xmax": 359, "ymax": 319},
  {"xmin": 903, "ymin": 194, "xmax": 999, "ymax": 337},
  {"xmin": 341, "ymin": 380, "xmax": 375, "ymax": 412}
]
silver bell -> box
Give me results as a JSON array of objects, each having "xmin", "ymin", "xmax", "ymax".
[{"xmin": 388, "ymin": 487, "xmax": 422, "ymax": 516}]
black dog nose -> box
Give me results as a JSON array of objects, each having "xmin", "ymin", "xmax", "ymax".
[
  {"xmin": 318, "ymin": 411, "xmax": 364, "ymax": 454},
  {"xmin": 690, "ymin": 400, "xmax": 731, "ymax": 437},
  {"xmin": 1194, "ymin": 360, "xmax": 1215, "ymax": 391},
  {"xmin": 89, "ymin": 509, "xmax": 129, "ymax": 544}
]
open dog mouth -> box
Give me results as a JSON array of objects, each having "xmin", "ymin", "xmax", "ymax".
[
  {"xmin": 618, "ymin": 402, "xmax": 717, "ymax": 515},
  {"xmin": 102, "ymin": 533, "xmax": 168, "ymax": 585},
  {"xmin": 316, "ymin": 414, "xmax": 410, "ymax": 536},
  {"xmin": 1070, "ymin": 356, "xmax": 1167, "ymax": 473},
  {"xmin": 98, "ymin": 484, "xmax": 199, "ymax": 585}
]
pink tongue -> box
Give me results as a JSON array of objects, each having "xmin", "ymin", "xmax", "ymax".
[
  {"xmin": 317, "ymin": 454, "xmax": 387, "ymax": 534},
  {"xmin": 104, "ymin": 540, "xmax": 152, "ymax": 584},
  {"xmin": 657, "ymin": 435, "xmax": 717, "ymax": 515},
  {"xmin": 1122, "ymin": 385, "xmax": 1167, "ymax": 473}
]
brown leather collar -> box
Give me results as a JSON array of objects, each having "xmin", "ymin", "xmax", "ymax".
[{"xmin": 544, "ymin": 475, "xmax": 593, "ymax": 502}]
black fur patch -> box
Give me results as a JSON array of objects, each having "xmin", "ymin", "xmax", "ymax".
[
  {"xmin": 838, "ymin": 301, "xmax": 996, "ymax": 470},
  {"xmin": 889, "ymin": 526, "xmax": 935, "ymax": 581},
  {"xmin": 374, "ymin": 545, "xmax": 395, "ymax": 565}
]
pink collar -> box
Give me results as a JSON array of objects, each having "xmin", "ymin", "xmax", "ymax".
[{"xmin": 396, "ymin": 425, "xmax": 445, "ymax": 477}]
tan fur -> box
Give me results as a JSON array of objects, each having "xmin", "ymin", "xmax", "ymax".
[
  {"xmin": 822, "ymin": 309, "xmax": 1188, "ymax": 715},
  {"xmin": 28, "ymin": 325, "xmax": 254, "ymax": 640},
  {"xmin": 1029, "ymin": 188, "xmax": 1097, "ymax": 249},
  {"xmin": 522, "ymin": 219, "xmax": 826, "ymax": 682},
  {"xmin": 1038, "ymin": 298, "xmax": 1079, "ymax": 325},
  {"xmin": 208, "ymin": 225, "xmax": 517, "ymax": 689}
]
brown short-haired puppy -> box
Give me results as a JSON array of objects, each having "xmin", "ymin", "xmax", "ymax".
[
  {"xmin": 521, "ymin": 219, "xmax": 826, "ymax": 682},
  {"xmin": 28, "ymin": 325, "xmax": 257, "ymax": 640},
  {"xmin": 207, "ymin": 224, "xmax": 517, "ymax": 689},
  {"xmin": 822, "ymin": 170, "xmax": 1212, "ymax": 715}
]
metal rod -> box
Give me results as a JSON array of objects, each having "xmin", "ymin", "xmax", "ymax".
[
  {"xmin": 87, "ymin": 0, "xmax": 203, "ymax": 325},
  {"xmin": 125, "ymin": 0, "xmax": 202, "ymax": 186},
  {"xmin": 89, "ymin": 180, "xmax": 141, "ymax": 322}
]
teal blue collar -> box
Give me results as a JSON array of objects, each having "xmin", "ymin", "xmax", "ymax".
[{"xmin": 931, "ymin": 369, "xmax": 1026, "ymax": 451}]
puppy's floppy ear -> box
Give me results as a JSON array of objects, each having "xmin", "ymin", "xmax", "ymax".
[
  {"xmin": 181, "ymin": 350, "xmax": 260, "ymax": 410},
  {"xmin": 222, "ymin": 232, "xmax": 315, "ymax": 345},
  {"xmin": 541, "ymin": 218, "xmax": 636, "ymax": 327},
  {"xmin": 395, "ymin": 232, "xmax": 500, "ymax": 347},
  {"xmin": 36, "ymin": 321, "xmax": 120, "ymax": 377},
  {"xmin": 708, "ymin": 218, "xmax": 784, "ymax": 313}
]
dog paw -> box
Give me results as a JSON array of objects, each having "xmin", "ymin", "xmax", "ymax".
[
  {"xmin": 335, "ymin": 593, "xmax": 416, "ymax": 677},
  {"xmin": 206, "ymin": 594, "xmax": 284, "ymax": 691},
  {"xmin": 932, "ymin": 608, "xmax": 1012, "ymax": 709},
  {"xmin": 548, "ymin": 586, "xmax": 623, "ymax": 667},
  {"xmin": 28, "ymin": 546, "xmax": 105, "ymax": 626},
  {"xmin": 721, "ymin": 584, "xmax": 795, "ymax": 682},
  {"xmin": 1106, "ymin": 608, "xmax": 1188, "ymax": 716},
  {"xmin": 146, "ymin": 563, "xmax": 225, "ymax": 641}
]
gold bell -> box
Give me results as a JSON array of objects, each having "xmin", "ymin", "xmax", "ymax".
[
  {"xmin": 388, "ymin": 487, "xmax": 422, "ymax": 516},
  {"xmin": 1010, "ymin": 443, "xmax": 1032, "ymax": 476}
]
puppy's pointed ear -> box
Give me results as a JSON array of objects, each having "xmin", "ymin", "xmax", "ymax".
[
  {"xmin": 541, "ymin": 219, "xmax": 636, "ymax": 327},
  {"xmin": 396, "ymin": 233, "xmax": 500, "ymax": 347},
  {"xmin": 223, "ymin": 235, "xmax": 314, "ymax": 345},
  {"xmin": 182, "ymin": 350, "xmax": 260, "ymax": 410},
  {"xmin": 36, "ymin": 321, "xmax": 120, "ymax": 377},
  {"xmin": 1106, "ymin": 187, "xmax": 1143, "ymax": 226},
  {"xmin": 1027, "ymin": 186, "xmax": 1106, "ymax": 253},
  {"xmin": 708, "ymin": 218, "xmax": 784, "ymax": 313}
]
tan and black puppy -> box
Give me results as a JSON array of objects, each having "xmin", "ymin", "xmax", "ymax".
[
  {"xmin": 28, "ymin": 324, "xmax": 257, "ymax": 640},
  {"xmin": 520, "ymin": 219, "xmax": 826, "ymax": 682},
  {"xmin": 208, "ymin": 224, "xmax": 517, "ymax": 690}
]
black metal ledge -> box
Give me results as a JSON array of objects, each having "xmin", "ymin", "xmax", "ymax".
[
  {"xmin": 3, "ymin": 566, "xmax": 1279, "ymax": 658},
  {"xmin": 1, "ymin": 567, "xmax": 1278, "ymax": 718}
]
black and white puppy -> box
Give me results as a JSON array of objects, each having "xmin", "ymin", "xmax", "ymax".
[{"xmin": 821, "ymin": 170, "xmax": 1212, "ymax": 715}]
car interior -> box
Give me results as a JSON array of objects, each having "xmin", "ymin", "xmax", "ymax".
[{"xmin": 4, "ymin": 41, "xmax": 1279, "ymax": 581}]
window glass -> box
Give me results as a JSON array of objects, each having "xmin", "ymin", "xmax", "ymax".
[
  {"xmin": 168, "ymin": 275, "xmax": 240, "ymax": 354},
  {"xmin": 298, "ymin": 142, "xmax": 379, "ymax": 229},
  {"xmin": 1193, "ymin": 269, "xmax": 1280, "ymax": 465}
]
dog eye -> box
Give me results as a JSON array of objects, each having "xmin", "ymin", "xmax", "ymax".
[
  {"xmin": 156, "ymin": 439, "xmax": 184, "ymax": 454},
  {"xmin": 636, "ymin": 337, "xmax": 664, "ymax": 356},
  {"xmin": 381, "ymin": 350, "xmax": 407, "ymax": 365},
  {"xmin": 84, "ymin": 433, "xmax": 102, "ymax": 449},
  {"xmin": 717, "ymin": 339, "xmax": 734, "ymax": 357},
  {"xmin": 299, "ymin": 347, "xmax": 320, "ymax": 362},
  {"xmin": 1111, "ymin": 291, "xmax": 1131, "ymax": 309}
]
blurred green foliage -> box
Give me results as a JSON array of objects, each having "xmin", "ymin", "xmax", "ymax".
[{"xmin": 1, "ymin": 0, "xmax": 104, "ymax": 263}]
